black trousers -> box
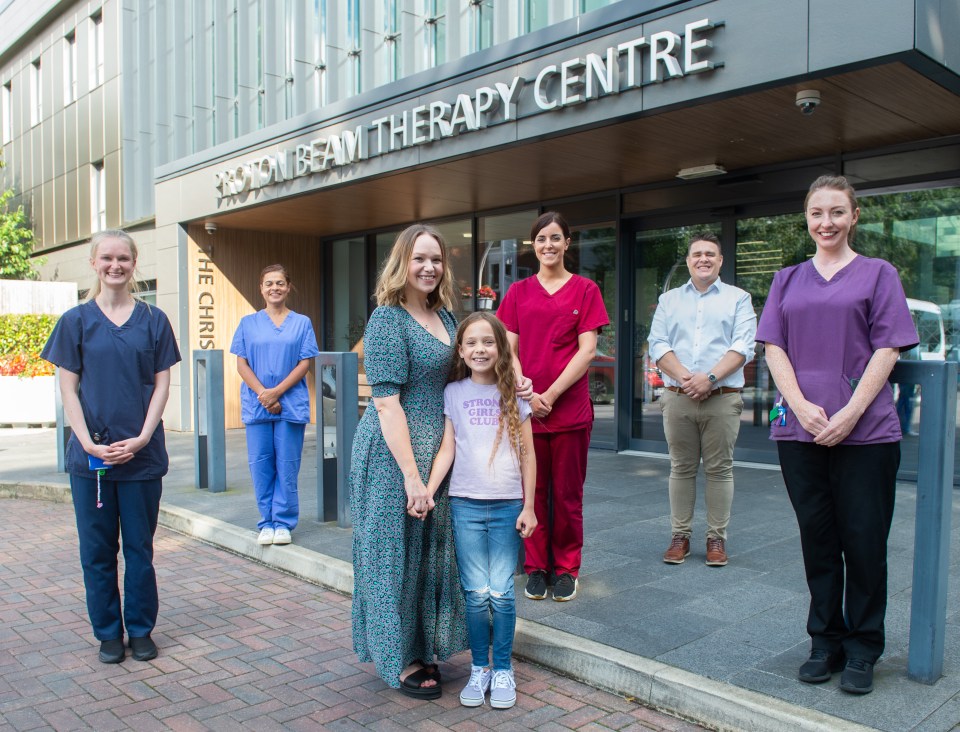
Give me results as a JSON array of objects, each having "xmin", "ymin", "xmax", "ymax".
[{"xmin": 777, "ymin": 440, "xmax": 900, "ymax": 663}]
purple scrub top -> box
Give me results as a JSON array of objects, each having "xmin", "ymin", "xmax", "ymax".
[{"xmin": 756, "ymin": 256, "xmax": 918, "ymax": 445}]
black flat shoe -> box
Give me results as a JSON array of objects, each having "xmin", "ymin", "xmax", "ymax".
[
  {"xmin": 99, "ymin": 638, "xmax": 125, "ymax": 664},
  {"xmin": 129, "ymin": 636, "xmax": 158, "ymax": 662},
  {"xmin": 399, "ymin": 667, "xmax": 442, "ymax": 699}
]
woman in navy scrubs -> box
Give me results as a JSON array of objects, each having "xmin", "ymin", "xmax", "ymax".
[
  {"xmin": 42, "ymin": 229, "xmax": 181, "ymax": 664},
  {"xmin": 230, "ymin": 264, "xmax": 319, "ymax": 546}
]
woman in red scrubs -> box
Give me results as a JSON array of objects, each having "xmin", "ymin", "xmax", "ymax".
[{"xmin": 497, "ymin": 212, "xmax": 609, "ymax": 602}]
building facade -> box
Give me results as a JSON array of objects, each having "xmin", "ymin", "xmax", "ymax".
[{"xmin": 3, "ymin": 0, "xmax": 960, "ymax": 477}]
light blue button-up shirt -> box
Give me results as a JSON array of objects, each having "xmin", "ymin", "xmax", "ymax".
[{"xmin": 647, "ymin": 278, "xmax": 757, "ymax": 389}]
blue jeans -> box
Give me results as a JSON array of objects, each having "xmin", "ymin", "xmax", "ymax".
[{"xmin": 450, "ymin": 497, "xmax": 522, "ymax": 671}]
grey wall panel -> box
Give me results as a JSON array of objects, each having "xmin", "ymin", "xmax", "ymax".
[
  {"xmin": 39, "ymin": 113, "xmax": 53, "ymax": 182},
  {"xmin": 41, "ymin": 179, "xmax": 53, "ymax": 244},
  {"xmin": 54, "ymin": 173, "xmax": 66, "ymax": 242},
  {"xmin": 88, "ymin": 85, "xmax": 104, "ymax": 162},
  {"xmin": 103, "ymin": 0, "xmax": 120, "ymax": 85},
  {"xmin": 76, "ymin": 160, "xmax": 90, "ymax": 234},
  {"xmin": 103, "ymin": 76, "xmax": 120, "ymax": 156},
  {"xmin": 52, "ymin": 111, "xmax": 65, "ymax": 179},
  {"xmin": 76, "ymin": 93, "xmax": 90, "ymax": 166},
  {"xmin": 62, "ymin": 102, "xmax": 78, "ymax": 174},
  {"xmin": 809, "ymin": 0, "xmax": 915, "ymax": 71}
]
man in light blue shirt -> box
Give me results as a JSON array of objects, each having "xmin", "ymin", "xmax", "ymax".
[{"xmin": 648, "ymin": 233, "xmax": 756, "ymax": 567}]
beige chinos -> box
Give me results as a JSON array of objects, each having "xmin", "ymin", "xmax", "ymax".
[{"xmin": 660, "ymin": 388, "xmax": 743, "ymax": 540}]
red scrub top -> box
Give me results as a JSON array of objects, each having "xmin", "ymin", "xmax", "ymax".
[{"xmin": 498, "ymin": 274, "xmax": 609, "ymax": 434}]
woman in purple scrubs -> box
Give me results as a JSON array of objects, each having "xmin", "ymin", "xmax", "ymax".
[
  {"xmin": 42, "ymin": 229, "xmax": 181, "ymax": 665},
  {"xmin": 230, "ymin": 264, "xmax": 319, "ymax": 546},
  {"xmin": 756, "ymin": 176, "xmax": 918, "ymax": 695}
]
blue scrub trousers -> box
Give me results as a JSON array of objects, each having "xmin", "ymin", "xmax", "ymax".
[
  {"xmin": 70, "ymin": 474, "xmax": 162, "ymax": 641},
  {"xmin": 246, "ymin": 420, "xmax": 305, "ymax": 531}
]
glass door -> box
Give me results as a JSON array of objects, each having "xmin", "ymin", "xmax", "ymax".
[{"xmin": 626, "ymin": 221, "xmax": 721, "ymax": 451}]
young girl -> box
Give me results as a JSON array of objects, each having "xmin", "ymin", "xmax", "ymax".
[{"xmin": 427, "ymin": 311, "xmax": 537, "ymax": 709}]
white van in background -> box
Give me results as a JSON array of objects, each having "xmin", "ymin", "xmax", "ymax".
[{"xmin": 906, "ymin": 298, "xmax": 946, "ymax": 361}]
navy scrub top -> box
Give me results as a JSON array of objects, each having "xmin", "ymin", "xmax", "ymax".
[
  {"xmin": 41, "ymin": 300, "xmax": 182, "ymax": 480},
  {"xmin": 230, "ymin": 310, "xmax": 320, "ymax": 425}
]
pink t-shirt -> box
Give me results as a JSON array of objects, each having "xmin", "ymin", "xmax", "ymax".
[{"xmin": 497, "ymin": 274, "xmax": 609, "ymax": 433}]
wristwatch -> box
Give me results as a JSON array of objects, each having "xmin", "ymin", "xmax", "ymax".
[{"xmin": 708, "ymin": 372, "xmax": 718, "ymax": 384}]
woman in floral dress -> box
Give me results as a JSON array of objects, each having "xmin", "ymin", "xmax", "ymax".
[{"xmin": 350, "ymin": 224, "xmax": 468, "ymax": 699}]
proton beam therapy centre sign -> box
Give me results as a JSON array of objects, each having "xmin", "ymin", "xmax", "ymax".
[{"xmin": 214, "ymin": 18, "xmax": 722, "ymax": 199}]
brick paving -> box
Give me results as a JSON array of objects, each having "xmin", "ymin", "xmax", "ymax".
[{"xmin": 0, "ymin": 498, "xmax": 708, "ymax": 731}]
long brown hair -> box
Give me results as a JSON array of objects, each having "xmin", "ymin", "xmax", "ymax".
[
  {"xmin": 449, "ymin": 311, "xmax": 525, "ymax": 466},
  {"xmin": 374, "ymin": 223, "xmax": 456, "ymax": 310}
]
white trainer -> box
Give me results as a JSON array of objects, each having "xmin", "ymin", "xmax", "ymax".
[
  {"xmin": 459, "ymin": 665, "xmax": 491, "ymax": 707},
  {"xmin": 257, "ymin": 527, "xmax": 275, "ymax": 545},
  {"xmin": 273, "ymin": 527, "xmax": 292, "ymax": 545},
  {"xmin": 489, "ymin": 668, "xmax": 516, "ymax": 709}
]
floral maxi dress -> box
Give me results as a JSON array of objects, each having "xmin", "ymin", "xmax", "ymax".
[{"xmin": 350, "ymin": 305, "xmax": 468, "ymax": 687}]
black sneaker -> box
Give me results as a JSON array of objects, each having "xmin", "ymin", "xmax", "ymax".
[
  {"xmin": 98, "ymin": 638, "xmax": 125, "ymax": 664},
  {"xmin": 552, "ymin": 573, "xmax": 578, "ymax": 602},
  {"xmin": 840, "ymin": 658, "xmax": 874, "ymax": 694},
  {"xmin": 524, "ymin": 571, "xmax": 548, "ymax": 600},
  {"xmin": 798, "ymin": 648, "xmax": 844, "ymax": 683},
  {"xmin": 129, "ymin": 636, "xmax": 158, "ymax": 662}
]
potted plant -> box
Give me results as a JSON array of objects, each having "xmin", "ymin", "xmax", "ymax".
[{"xmin": 477, "ymin": 285, "xmax": 497, "ymax": 310}]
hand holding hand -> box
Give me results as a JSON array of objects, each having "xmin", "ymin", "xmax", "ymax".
[
  {"xmin": 516, "ymin": 508, "xmax": 538, "ymax": 539},
  {"xmin": 258, "ymin": 387, "xmax": 280, "ymax": 409},
  {"xmin": 531, "ymin": 393, "xmax": 552, "ymax": 419},
  {"xmin": 515, "ymin": 375, "xmax": 534, "ymax": 401},
  {"xmin": 404, "ymin": 472, "xmax": 435, "ymax": 520},
  {"xmin": 266, "ymin": 402, "xmax": 282, "ymax": 415},
  {"xmin": 103, "ymin": 435, "xmax": 149, "ymax": 465},
  {"xmin": 681, "ymin": 372, "xmax": 711, "ymax": 401}
]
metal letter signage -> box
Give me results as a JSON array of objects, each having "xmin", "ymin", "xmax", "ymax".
[{"xmin": 215, "ymin": 18, "xmax": 722, "ymax": 199}]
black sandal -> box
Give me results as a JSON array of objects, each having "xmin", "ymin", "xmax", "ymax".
[{"xmin": 399, "ymin": 665, "xmax": 442, "ymax": 699}]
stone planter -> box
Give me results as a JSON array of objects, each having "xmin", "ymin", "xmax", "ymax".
[
  {"xmin": 0, "ymin": 375, "xmax": 56, "ymax": 425},
  {"xmin": 478, "ymin": 297, "xmax": 494, "ymax": 311}
]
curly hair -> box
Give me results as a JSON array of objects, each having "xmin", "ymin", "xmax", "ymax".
[
  {"xmin": 374, "ymin": 223, "xmax": 456, "ymax": 311},
  {"xmin": 449, "ymin": 311, "xmax": 525, "ymax": 467}
]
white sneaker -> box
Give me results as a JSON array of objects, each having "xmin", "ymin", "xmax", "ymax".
[
  {"xmin": 459, "ymin": 665, "xmax": 491, "ymax": 707},
  {"xmin": 257, "ymin": 527, "xmax": 275, "ymax": 545},
  {"xmin": 273, "ymin": 527, "xmax": 292, "ymax": 545},
  {"xmin": 489, "ymin": 668, "xmax": 516, "ymax": 709}
]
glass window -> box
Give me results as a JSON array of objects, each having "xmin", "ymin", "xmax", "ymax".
[
  {"xmin": 64, "ymin": 31, "xmax": 77, "ymax": 105},
  {"xmin": 90, "ymin": 11, "xmax": 104, "ymax": 88},
  {"xmin": 580, "ymin": 0, "xmax": 613, "ymax": 12},
  {"xmin": 90, "ymin": 161, "xmax": 106, "ymax": 232},
  {"xmin": 476, "ymin": 210, "xmax": 537, "ymax": 312},
  {"xmin": 384, "ymin": 0, "xmax": 400, "ymax": 81},
  {"xmin": 426, "ymin": 0, "xmax": 446, "ymax": 67},
  {"xmin": 348, "ymin": 0, "xmax": 362, "ymax": 94},
  {"xmin": 471, "ymin": 0, "xmax": 493, "ymax": 52},
  {"xmin": 136, "ymin": 279, "xmax": 157, "ymax": 305},
  {"xmin": 526, "ymin": 0, "xmax": 550, "ymax": 32},
  {"xmin": 1, "ymin": 82, "xmax": 11, "ymax": 144},
  {"xmin": 29, "ymin": 59, "xmax": 41, "ymax": 127}
]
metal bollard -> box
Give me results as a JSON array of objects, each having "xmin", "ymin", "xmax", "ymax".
[
  {"xmin": 193, "ymin": 350, "xmax": 226, "ymax": 493},
  {"xmin": 316, "ymin": 352, "xmax": 358, "ymax": 527},
  {"xmin": 891, "ymin": 360, "xmax": 957, "ymax": 684}
]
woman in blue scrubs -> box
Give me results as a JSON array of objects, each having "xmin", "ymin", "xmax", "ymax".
[
  {"xmin": 42, "ymin": 229, "xmax": 181, "ymax": 665},
  {"xmin": 230, "ymin": 264, "xmax": 319, "ymax": 546}
]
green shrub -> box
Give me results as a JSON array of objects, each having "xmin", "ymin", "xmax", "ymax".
[{"xmin": 0, "ymin": 314, "xmax": 57, "ymax": 377}]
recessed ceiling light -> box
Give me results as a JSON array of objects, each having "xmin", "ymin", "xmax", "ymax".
[{"xmin": 677, "ymin": 164, "xmax": 727, "ymax": 180}]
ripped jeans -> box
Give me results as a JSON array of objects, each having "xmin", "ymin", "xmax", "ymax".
[{"xmin": 450, "ymin": 497, "xmax": 523, "ymax": 671}]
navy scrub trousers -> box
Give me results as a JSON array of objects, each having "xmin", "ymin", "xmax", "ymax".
[{"xmin": 70, "ymin": 474, "xmax": 162, "ymax": 641}]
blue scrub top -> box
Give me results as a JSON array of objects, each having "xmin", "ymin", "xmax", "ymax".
[
  {"xmin": 230, "ymin": 310, "xmax": 320, "ymax": 424},
  {"xmin": 41, "ymin": 300, "xmax": 182, "ymax": 480}
]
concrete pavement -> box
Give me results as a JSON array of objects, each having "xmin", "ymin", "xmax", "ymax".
[{"xmin": 2, "ymin": 426, "xmax": 959, "ymax": 731}]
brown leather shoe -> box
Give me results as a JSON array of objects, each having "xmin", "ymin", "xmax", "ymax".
[
  {"xmin": 663, "ymin": 535, "xmax": 690, "ymax": 564},
  {"xmin": 706, "ymin": 537, "xmax": 728, "ymax": 566}
]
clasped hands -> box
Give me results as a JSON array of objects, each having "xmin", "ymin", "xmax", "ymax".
[
  {"xmin": 678, "ymin": 372, "xmax": 713, "ymax": 401},
  {"xmin": 258, "ymin": 387, "xmax": 282, "ymax": 415},
  {"xmin": 793, "ymin": 398, "xmax": 860, "ymax": 447},
  {"xmin": 87, "ymin": 436, "xmax": 149, "ymax": 466},
  {"xmin": 405, "ymin": 474, "xmax": 435, "ymax": 521}
]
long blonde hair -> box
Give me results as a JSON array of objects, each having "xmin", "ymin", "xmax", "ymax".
[
  {"xmin": 374, "ymin": 224, "xmax": 456, "ymax": 311},
  {"xmin": 87, "ymin": 229, "xmax": 143, "ymax": 300},
  {"xmin": 449, "ymin": 311, "xmax": 525, "ymax": 466}
]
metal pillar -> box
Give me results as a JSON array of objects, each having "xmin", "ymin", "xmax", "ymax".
[
  {"xmin": 53, "ymin": 367, "xmax": 72, "ymax": 472},
  {"xmin": 891, "ymin": 360, "xmax": 957, "ymax": 683},
  {"xmin": 316, "ymin": 352, "xmax": 359, "ymax": 528},
  {"xmin": 193, "ymin": 350, "xmax": 226, "ymax": 493}
]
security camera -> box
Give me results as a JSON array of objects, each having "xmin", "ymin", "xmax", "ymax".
[
  {"xmin": 204, "ymin": 222, "xmax": 217, "ymax": 235},
  {"xmin": 796, "ymin": 90, "xmax": 821, "ymax": 116}
]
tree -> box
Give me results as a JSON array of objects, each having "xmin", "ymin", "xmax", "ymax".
[{"xmin": 0, "ymin": 188, "xmax": 43, "ymax": 280}]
